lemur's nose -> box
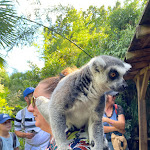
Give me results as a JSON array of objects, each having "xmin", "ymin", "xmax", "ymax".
[
  {"xmin": 122, "ymin": 81, "xmax": 127, "ymax": 89},
  {"xmin": 117, "ymin": 80, "xmax": 128, "ymax": 91}
]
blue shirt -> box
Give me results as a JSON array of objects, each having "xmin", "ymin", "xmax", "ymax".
[
  {"xmin": 0, "ymin": 132, "xmax": 20, "ymax": 150},
  {"xmin": 103, "ymin": 104, "xmax": 124, "ymax": 141}
]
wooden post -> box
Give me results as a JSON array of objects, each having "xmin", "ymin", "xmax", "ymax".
[{"xmin": 134, "ymin": 68, "xmax": 150, "ymax": 150}]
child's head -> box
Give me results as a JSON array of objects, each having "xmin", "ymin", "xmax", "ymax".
[{"xmin": 0, "ymin": 114, "xmax": 13, "ymax": 132}]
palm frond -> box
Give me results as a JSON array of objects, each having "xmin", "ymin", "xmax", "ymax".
[{"xmin": 0, "ymin": 0, "xmax": 18, "ymax": 48}]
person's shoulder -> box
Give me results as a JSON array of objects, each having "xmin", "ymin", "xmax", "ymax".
[
  {"xmin": 16, "ymin": 107, "xmax": 26, "ymax": 117},
  {"xmin": 117, "ymin": 104, "xmax": 123, "ymax": 110},
  {"xmin": 116, "ymin": 104, "xmax": 124, "ymax": 115},
  {"xmin": 114, "ymin": 104, "xmax": 122, "ymax": 110},
  {"xmin": 16, "ymin": 109, "xmax": 23, "ymax": 114},
  {"xmin": 10, "ymin": 132, "xmax": 18, "ymax": 140},
  {"xmin": 9, "ymin": 132, "xmax": 20, "ymax": 148}
]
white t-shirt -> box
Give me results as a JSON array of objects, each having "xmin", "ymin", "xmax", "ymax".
[
  {"xmin": 15, "ymin": 107, "xmax": 50, "ymax": 150},
  {"xmin": 15, "ymin": 107, "xmax": 40, "ymax": 133},
  {"xmin": 0, "ymin": 132, "xmax": 20, "ymax": 150}
]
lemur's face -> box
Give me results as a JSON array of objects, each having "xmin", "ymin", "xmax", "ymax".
[
  {"xmin": 89, "ymin": 55, "xmax": 131, "ymax": 92},
  {"xmin": 105, "ymin": 66, "xmax": 128, "ymax": 92},
  {"xmin": 92, "ymin": 64, "xmax": 130, "ymax": 92}
]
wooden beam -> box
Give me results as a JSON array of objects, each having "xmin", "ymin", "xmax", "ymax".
[
  {"xmin": 125, "ymin": 48, "xmax": 150, "ymax": 60},
  {"xmin": 135, "ymin": 76, "xmax": 147, "ymax": 150},
  {"xmin": 136, "ymin": 25, "xmax": 150, "ymax": 39},
  {"xmin": 134, "ymin": 68, "xmax": 150, "ymax": 150},
  {"xmin": 141, "ymin": 36, "xmax": 150, "ymax": 49},
  {"xmin": 134, "ymin": 64, "xmax": 150, "ymax": 80},
  {"xmin": 124, "ymin": 70, "xmax": 139, "ymax": 80},
  {"xmin": 140, "ymin": 69, "xmax": 150, "ymax": 100},
  {"xmin": 131, "ymin": 61, "xmax": 149, "ymax": 71},
  {"xmin": 124, "ymin": 63, "xmax": 150, "ymax": 80}
]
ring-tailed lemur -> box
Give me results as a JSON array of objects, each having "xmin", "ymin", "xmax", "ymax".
[{"xmin": 36, "ymin": 55, "xmax": 131, "ymax": 150}]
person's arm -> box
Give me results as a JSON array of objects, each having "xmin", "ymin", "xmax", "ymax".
[
  {"xmin": 103, "ymin": 126, "xmax": 117, "ymax": 133},
  {"xmin": 103, "ymin": 114, "xmax": 125, "ymax": 130},
  {"xmin": 14, "ymin": 130, "xmax": 35, "ymax": 139},
  {"xmin": 103, "ymin": 126, "xmax": 125, "ymax": 134},
  {"xmin": 14, "ymin": 110, "xmax": 35, "ymax": 139}
]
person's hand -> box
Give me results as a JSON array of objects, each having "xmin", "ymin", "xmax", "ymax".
[
  {"xmin": 117, "ymin": 128, "xmax": 126, "ymax": 134},
  {"xmin": 102, "ymin": 117, "xmax": 108, "ymax": 122},
  {"xmin": 24, "ymin": 132, "xmax": 35, "ymax": 139}
]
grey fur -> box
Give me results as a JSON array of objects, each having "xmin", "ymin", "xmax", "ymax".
[{"xmin": 36, "ymin": 55, "xmax": 131, "ymax": 150}]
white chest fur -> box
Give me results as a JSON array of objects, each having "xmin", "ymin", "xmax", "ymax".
[{"xmin": 65, "ymin": 97, "xmax": 99, "ymax": 129}]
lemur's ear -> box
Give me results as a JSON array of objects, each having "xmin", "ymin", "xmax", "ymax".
[
  {"xmin": 123, "ymin": 62, "xmax": 132, "ymax": 71},
  {"xmin": 88, "ymin": 56, "xmax": 106, "ymax": 73}
]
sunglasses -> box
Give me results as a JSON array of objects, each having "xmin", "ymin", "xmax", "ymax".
[
  {"xmin": 2, "ymin": 120, "xmax": 12, "ymax": 125},
  {"xmin": 31, "ymin": 96, "xmax": 37, "ymax": 108}
]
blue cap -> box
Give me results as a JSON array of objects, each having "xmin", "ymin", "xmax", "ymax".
[
  {"xmin": 105, "ymin": 90, "xmax": 119, "ymax": 96},
  {"xmin": 0, "ymin": 114, "xmax": 13, "ymax": 124},
  {"xmin": 23, "ymin": 87, "xmax": 35, "ymax": 97}
]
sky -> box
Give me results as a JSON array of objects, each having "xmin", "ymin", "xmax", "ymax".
[
  {"xmin": 5, "ymin": 0, "xmax": 125, "ymax": 75},
  {"xmin": 5, "ymin": 46, "xmax": 44, "ymax": 74}
]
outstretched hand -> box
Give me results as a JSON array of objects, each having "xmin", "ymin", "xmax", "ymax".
[{"xmin": 25, "ymin": 132, "xmax": 35, "ymax": 139}]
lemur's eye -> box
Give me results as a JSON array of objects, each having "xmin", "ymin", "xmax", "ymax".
[
  {"xmin": 110, "ymin": 72, "xmax": 116, "ymax": 78},
  {"xmin": 108, "ymin": 69, "xmax": 119, "ymax": 80}
]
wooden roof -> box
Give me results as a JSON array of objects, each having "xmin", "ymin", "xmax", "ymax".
[{"xmin": 124, "ymin": 0, "xmax": 150, "ymax": 80}]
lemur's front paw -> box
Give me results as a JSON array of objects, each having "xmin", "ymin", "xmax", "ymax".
[
  {"xmin": 35, "ymin": 96, "xmax": 50, "ymax": 122},
  {"xmin": 36, "ymin": 96, "xmax": 49, "ymax": 107}
]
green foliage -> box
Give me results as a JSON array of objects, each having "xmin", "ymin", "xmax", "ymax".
[
  {"xmin": 6, "ymin": 66, "xmax": 41, "ymax": 111},
  {"xmin": 41, "ymin": 5, "xmax": 110, "ymax": 76},
  {"xmin": 109, "ymin": 0, "xmax": 141, "ymax": 31},
  {"xmin": 0, "ymin": 57, "xmax": 5, "ymax": 69},
  {"xmin": 102, "ymin": 0, "xmax": 144, "ymax": 59},
  {"xmin": 115, "ymin": 80, "xmax": 138, "ymax": 140},
  {"xmin": 103, "ymin": 25, "xmax": 135, "ymax": 59},
  {"xmin": 0, "ymin": 0, "xmax": 41, "ymax": 50},
  {"xmin": 18, "ymin": 137, "xmax": 25, "ymax": 150},
  {"xmin": 8, "ymin": 68, "xmax": 40, "ymax": 94},
  {"xmin": 0, "ymin": 68, "xmax": 10, "ymax": 86},
  {"xmin": 0, "ymin": 97, "xmax": 14, "ymax": 115},
  {"xmin": 0, "ymin": 0, "xmax": 18, "ymax": 48},
  {"xmin": 41, "ymin": 0, "xmax": 145, "ymax": 77},
  {"xmin": 41, "ymin": 46, "xmax": 81, "ymax": 78},
  {"xmin": 0, "ymin": 69, "xmax": 14, "ymax": 115}
]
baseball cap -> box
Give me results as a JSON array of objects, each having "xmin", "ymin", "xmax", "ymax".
[
  {"xmin": 105, "ymin": 90, "xmax": 119, "ymax": 96},
  {"xmin": 0, "ymin": 114, "xmax": 13, "ymax": 124},
  {"xmin": 23, "ymin": 87, "xmax": 35, "ymax": 97}
]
